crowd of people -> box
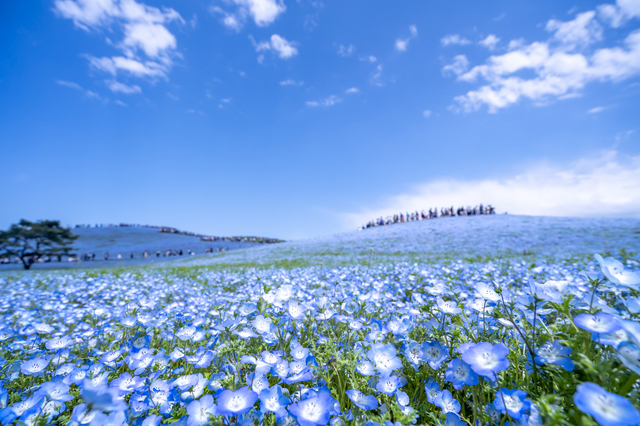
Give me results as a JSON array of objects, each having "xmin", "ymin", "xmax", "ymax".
[
  {"xmin": 1, "ymin": 224, "xmax": 283, "ymax": 266},
  {"xmin": 74, "ymin": 223, "xmax": 284, "ymax": 244},
  {"xmin": 360, "ymin": 204, "xmax": 496, "ymax": 230}
]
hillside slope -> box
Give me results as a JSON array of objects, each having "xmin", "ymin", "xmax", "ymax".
[{"xmin": 172, "ymin": 215, "xmax": 640, "ymax": 268}]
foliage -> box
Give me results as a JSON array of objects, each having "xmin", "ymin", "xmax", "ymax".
[{"xmin": 0, "ymin": 219, "xmax": 78, "ymax": 270}]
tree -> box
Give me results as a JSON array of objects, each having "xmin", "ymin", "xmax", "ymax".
[{"xmin": 0, "ymin": 220, "xmax": 78, "ymax": 270}]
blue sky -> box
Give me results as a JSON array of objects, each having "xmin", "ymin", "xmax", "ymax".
[{"xmin": 1, "ymin": 0, "xmax": 640, "ymax": 240}]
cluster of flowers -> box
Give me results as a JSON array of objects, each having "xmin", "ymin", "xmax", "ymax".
[{"xmin": 0, "ymin": 252, "xmax": 638, "ymax": 425}]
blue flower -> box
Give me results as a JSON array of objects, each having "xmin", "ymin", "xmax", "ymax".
[
  {"xmin": 617, "ymin": 342, "xmax": 640, "ymax": 375},
  {"xmin": 288, "ymin": 393, "xmax": 334, "ymax": 426},
  {"xmin": 445, "ymin": 412, "xmax": 466, "ymax": 426},
  {"xmin": 186, "ymin": 395, "xmax": 217, "ymax": 426},
  {"xmin": 216, "ymin": 386, "xmax": 258, "ymax": 417},
  {"xmin": 493, "ymin": 388, "xmax": 531, "ymax": 420},
  {"xmin": 574, "ymin": 382, "xmax": 640, "ymax": 426},
  {"xmin": 34, "ymin": 381, "xmax": 74, "ymax": 402},
  {"xmin": 433, "ymin": 390, "xmax": 461, "ymax": 414},
  {"xmin": 403, "ymin": 341, "xmax": 423, "ymax": 369},
  {"xmin": 376, "ymin": 375, "xmax": 403, "ymax": 396},
  {"xmin": 356, "ymin": 361, "xmax": 376, "ymax": 376},
  {"xmin": 437, "ymin": 298, "xmax": 462, "ymax": 315},
  {"xmin": 421, "ymin": 341, "xmax": 449, "ymax": 370},
  {"xmin": 367, "ymin": 343, "xmax": 403, "ymax": 377},
  {"xmin": 462, "ymin": 342, "xmax": 510, "ymax": 381},
  {"xmin": 424, "ymin": 377, "xmax": 442, "ymax": 404},
  {"xmin": 445, "ymin": 358, "xmax": 478, "ymax": 390},
  {"xmin": 20, "ymin": 358, "xmax": 49, "ymax": 376},
  {"xmin": 535, "ymin": 340, "xmax": 574, "ymax": 372},
  {"xmin": 260, "ymin": 385, "xmax": 290, "ymax": 418},
  {"xmin": 574, "ymin": 313, "xmax": 621, "ymax": 334},
  {"xmin": 345, "ymin": 389, "xmax": 379, "ymax": 411}
]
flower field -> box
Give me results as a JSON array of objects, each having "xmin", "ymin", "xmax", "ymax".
[{"xmin": 1, "ymin": 218, "xmax": 640, "ymax": 425}]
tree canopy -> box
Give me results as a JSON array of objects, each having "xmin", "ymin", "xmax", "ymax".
[{"xmin": 0, "ymin": 220, "xmax": 78, "ymax": 269}]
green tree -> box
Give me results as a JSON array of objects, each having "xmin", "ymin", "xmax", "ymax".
[{"xmin": 0, "ymin": 220, "xmax": 78, "ymax": 270}]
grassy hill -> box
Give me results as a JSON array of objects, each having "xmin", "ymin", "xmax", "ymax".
[{"xmin": 169, "ymin": 214, "xmax": 640, "ymax": 269}]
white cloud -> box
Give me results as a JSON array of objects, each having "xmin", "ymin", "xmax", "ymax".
[
  {"xmin": 442, "ymin": 55, "xmax": 469, "ymax": 76},
  {"xmin": 345, "ymin": 87, "xmax": 359, "ymax": 94},
  {"xmin": 254, "ymin": 34, "xmax": 298, "ymax": 59},
  {"xmin": 447, "ymin": 5, "xmax": 640, "ymax": 113},
  {"xmin": 54, "ymin": 0, "xmax": 182, "ymax": 84},
  {"xmin": 546, "ymin": 11, "xmax": 602, "ymax": 48},
  {"xmin": 395, "ymin": 25, "xmax": 418, "ymax": 52},
  {"xmin": 598, "ymin": 0, "xmax": 640, "ymax": 28},
  {"xmin": 210, "ymin": 0, "xmax": 285, "ymax": 30},
  {"xmin": 441, "ymin": 34, "xmax": 471, "ymax": 46},
  {"xmin": 423, "ymin": 109, "xmax": 432, "ymax": 117},
  {"xmin": 306, "ymin": 95, "xmax": 342, "ymax": 107},
  {"xmin": 280, "ymin": 79, "xmax": 304, "ymax": 86},
  {"xmin": 106, "ymin": 80, "xmax": 142, "ymax": 93},
  {"xmin": 114, "ymin": 99, "xmax": 128, "ymax": 106},
  {"xmin": 56, "ymin": 80, "xmax": 83, "ymax": 90},
  {"xmin": 479, "ymin": 34, "xmax": 500, "ymax": 50},
  {"xmin": 337, "ymin": 44, "xmax": 355, "ymax": 57},
  {"xmin": 341, "ymin": 150, "xmax": 640, "ymax": 228}
]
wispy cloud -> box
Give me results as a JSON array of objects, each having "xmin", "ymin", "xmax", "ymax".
[
  {"xmin": 306, "ymin": 95, "xmax": 342, "ymax": 107},
  {"xmin": 336, "ymin": 44, "xmax": 355, "ymax": 57},
  {"xmin": 106, "ymin": 80, "xmax": 142, "ymax": 94},
  {"xmin": 56, "ymin": 79, "xmax": 106, "ymax": 101},
  {"xmin": 446, "ymin": 5, "xmax": 640, "ymax": 112},
  {"xmin": 588, "ymin": 106, "xmax": 607, "ymax": 113},
  {"xmin": 341, "ymin": 150, "xmax": 640, "ymax": 228},
  {"xmin": 395, "ymin": 25, "xmax": 418, "ymax": 52},
  {"xmin": 441, "ymin": 34, "xmax": 471, "ymax": 46},
  {"xmin": 422, "ymin": 109, "xmax": 432, "ymax": 118},
  {"xmin": 345, "ymin": 87, "xmax": 359, "ymax": 94},
  {"xmin": 280, "ymin": 79, "xmax": 304, "ymax": 86}
]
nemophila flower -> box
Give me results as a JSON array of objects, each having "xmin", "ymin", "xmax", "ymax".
[
  {"xmin": 395, "ymin": 389, "xmax": 410, "ymax": 407},
  {"xmin": 595, "ymin": 254, "xmax": 640, "ymax": 288},
  {"xmin": 288, "ymin": 301, "xmax": 307, "ymax": 320},
  {"xmin": 239, "ymin": 302, "xmax": 257, "ymax": 316},
  {"xmin": 574, "ymin": 313, "xmax": 621, "ymax": 334},
  {"xmin": 462, "ymin": 342, "xmax": 510, "ymax": 381},
  {"xmin": 376, "ymin": 375, "xmax": 403, "ymax": 396},
  {"xmin": 21, "ymin": 357, "xmax": 49, "ymax": 376},
  {"xmin": 346, "ymin": 389, "xmax": 379, "ymax": 411},
  {"xmin": 149, "ymin": 379, "xmax": 175, "ymax": 414},
  {"xmin": 574, "ymin": 382, "xmax": 640, "ymax": 426},
  {"xmin": 437, "ymin": 298, "xmax": 462, "ymax": 315},
  {"xmin": 476, "ymin": 283, "xmax": 501, "ymax": 302},
  {"xmin": 403, "ymin": 341, "xmax": 423, "ymax": 369},
  {"xmin": 46, "ymin": 335, "xmax": 73, "ymax": 351},
  {"xmin": 89, "ymin": 410, "xmax": 126, "ymax": 426},
  {"xmin": 253, "ymin": 315, "xmax": 273, "ymax": 334},
  {"xmin": 356, "ymin": 361, "xmax": 376, "ymax": 376},
  {"xmin": 81, "ymin": 379, "xmax": 127, "ymax": 412},
  {"xmin": 272, "ymin": 359, "xmax": 290, "ymax": 378},
  {"xmin": 617, "ymin": 342, "xmax": 640, "ymax": 375},
  {"xmin": 535, "ymin": 341, "xmax": 574, "ymax": 371},
  {"xmin": 260, "ymin": 385, "xmax": 290, "ymax": 418},
  {"xmin": 172, "ymin": 374, "xmax": 200, "ymax": 392},
  {"xmin": 101, "ymin": 349, "xmax": 125, "ymax": 367},
  {"xmin": 216, "ymin": 386, "xmax": 258, "ymax": 416},
  {"xmin": 494, "ymin": 389, "xmax": 531, "ymax": 420},
  {"xmin": 424, "ymin": 377, "xmax": 442, "ymax": 404},
  {"xmin": 367, "ymin": 343, "xmax": 403, "ymax": 377},
  {"xmin": 0, "ymin": 395, "xmax": 43, "ymax": 425},
  {"xmin": 434, "ymin": 390, "xmax": 461, "ymax": 414},
  {"xmin": 291, "ymin": 344, "xmax": 310, "ymax": 361},
  {"xmin": 187, "ymin": 395, "xmax": 217, "ymax": 426},
  {"xmin": 234, "ymin": 328, "xmax": 258, "ymax": 339},
  {"xmin": 288, "ymin": 393, "xmax": 334, "ymax": 426},
  {"xmin": 445, "ymin": 412, "xmax": 465, "ymax": 426},
  {"xmin": 445, "ymin": 358, "xmax": 478, "ymax": 390},
  {"xmin": 34, "ymin": 381, "xmax": 74, "ymax": 402},
  {"xmin": 208, "ymin": 373, "xmax": 226, "ymax": 395},
  {"xmin": 486, "ymin": 403, "xmax": 502, "ymax": 424},
  {"xmin": 422, "ymin": 341, "xmax": 449, "ymax": 370},
  {"xmin": 249, "ymin": 374, "xmax": 270, "ymax": 393}
]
